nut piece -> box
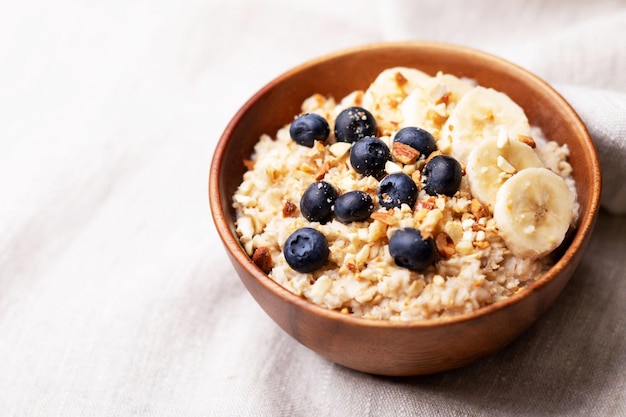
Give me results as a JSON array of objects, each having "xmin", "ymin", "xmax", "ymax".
[
  {"xmin": 517, "ymin": 135, "xmax": 537, "ymax": 148},
  {"xmin": 411, "ymin": 170, "xmax": 421, "ymax": 185},
  {"xmin": 392, "ymin": 142, "xmax": 420, "ymax": 164},
  {"xmin": 329, "ymin": 142, "xmax": 352, "ymax": 158},
  {"xmin": 496, "ymin": 155, "xmax": 516, "ymax": 174},
  {"xmin": 413, "ymin": 208, "xmax": 429, "ymax": 223},
  {"xmin": 470, "ymin": 199, "xmax": 488, "ymax": 219},
  {"xmin": 473, "ymin": 241, "xmax": 490, "ymax": 249},
  {"xmin": 282, "ymin": 200, "xmax": 297, "ymax": 217},
  {"xmin": 394, "ymin": 71, "xmax": 408, "ymax": 87},
  {"xmin": 315, "ymin": 160, "xmax": 331, "ymax": 180},
  {"xmin": 419, "ymin": 208, "xmax": 443, "ymax": 239},
  {"xmin": 252, "ymin": 247, "xmax": 273, "ymax": 274},
  {"xmin": 243, "ymin": 159, "xmax": 255, "ymax": 170},
  {"xmin": 385, "ymin": 160, "xmax": 404, "ymax": 174},
  {"xmin": 436, "ymin": 92, "xmax": 451, "ymax": 106},
  {"xmin": 424, "ymin": 150, "xmax": 443, "ymax": 165},
  {"xmin": 416, "ymin": 197, "xmax": 436, "ymax": 210},
  {"xmin": 298, "ymin": 163, "xmax": 316, "ymax": 175},
  {"xmin": 371, "ymin": 211, "xmax": 398, "ymax": 226},
  {"xmin": 435, "ymin": 232, "xmax": 456, "ymax": 258},
  {"xmin": 426, "ymin": 109, "xmax": 446, "ymax": 127}
]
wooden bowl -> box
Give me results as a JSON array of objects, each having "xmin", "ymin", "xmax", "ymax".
[{"xmin": 209, "ymin": 42, "xmax": 601, "ymax": 376}]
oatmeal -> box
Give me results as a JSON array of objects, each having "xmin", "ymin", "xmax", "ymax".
[{"xmin": 233, "ymin": 67, "xmax": 578, "ymax": 321}]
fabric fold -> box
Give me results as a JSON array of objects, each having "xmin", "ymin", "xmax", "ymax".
[{"xmin": 554, "ymin": 84, "xmax": 626, "ymax": 215}]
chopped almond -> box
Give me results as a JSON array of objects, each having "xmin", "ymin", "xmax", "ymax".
[
  {"xmin": 394, "ymin": 71, "xmax": 408, "ymax": 87},
  {"xmin": 413, "ymin": 208, "xmax": 429, "ymax": 223},
  {"xmin": 435, "ymin": 232, "xmax": 456, "ymax": 258},
  {"xmin": 416, "ymin": 197, "xmax": 436, "ymax": 210},
  {"xmin": 436, "ymin": 92, "xmax": 451, "ymax": 106},
  {"xmin": 426, "ymin": 109, "xmax": 446, "ymax": 127},
  {"xmin": 517, "ymin": 135, "xmax": 537, "ymax": 148},
  {"xmin": 243, "ymin": 159, "xmax": 255, "ymax": 170},
  {"xmin": 353, "ymin": 91, "xmax": 364, "ymax": 106},
  {"xmin": 299, "ymin": 164, "xmax": 316, "ymax": 174},
  {"xmin": 424, "ymin": 150, "xmax": 443, "ymax": 165},
  {"xmin": 252, "ymin": 247, "xmax": 273, "ymax": 274},
  {"xmin": 315, "ymin": 160, "xmax": 332, "ymax": 180},
  {"xmin": 473, "ymin": 241, "xmax": 490, "ymax": 249},
  {"xmin": 282, "ymin": 200, "xmax": 297, "ymax": 217},
  {"xmin": 419, "ymin": 208, "xmax": 443, "ymax": 239},
  {"xmin": 411, "ymin": 170, "xmax": 422, "ymax": 186},
  {"xmin": 470, "ymin": 199, "xmax": 488, "ymax": 219},
  {"xmin": 371, "ymin": 212, "xmax": 398, "ymax": 226},
  {"xmin": 392, "ymin": 142, "xmax": 420, "ymax": 165}
]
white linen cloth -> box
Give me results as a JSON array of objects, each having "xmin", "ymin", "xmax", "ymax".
[{"xmin": 0, "ymin": 0, "xmax": 624, "ymax": 416}]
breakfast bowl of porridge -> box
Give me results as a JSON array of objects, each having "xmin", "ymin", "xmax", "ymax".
[{"xmin": 209, "ymin": 42, "xmax": 601, "ymax": 376}]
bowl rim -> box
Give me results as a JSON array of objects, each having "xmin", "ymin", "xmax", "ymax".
[{"xmin": 209, "ymin": 40, "xmax": 602, "ymax": 330}]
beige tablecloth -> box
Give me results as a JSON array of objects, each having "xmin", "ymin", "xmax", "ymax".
[{"xmin": 1, "ymin": 0, "xmax": 624, "ymax": 416}]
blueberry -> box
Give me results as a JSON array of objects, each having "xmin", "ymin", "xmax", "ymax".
[
  {"xmin": 334, "ymin": 191, "xmax": 375, "ymax": 223},
  {"xmin": 423, "ymin": 155, "xmax": 462, "ymax": 197},
  {"xmin": 283, "ymin": 227, "xmax": 329, "ymax": 273},
  {"xmin": 389, "ymin": 228, "xmax": 437, "ymax": 271},
  {"xmin": 289, "ymin": 113, "xmax": 330, "ymax": 147},
  {"xmin": 378, "ymin": 173, "xmax": 418, "ymax": 209},
  {"xmin": 350, "ymin": 136, "xmax": 391, "ymax": 179},
  {"xmin": 334, "ymin": 106, "xmax": 378, "ymax": 143},
  {"xmin": 300, "ymin": 181, "xmax": 338, "ymax": 223},
  {"xmin": 393, "ymin": 126, "xmax": 437, "ymax": 158}
]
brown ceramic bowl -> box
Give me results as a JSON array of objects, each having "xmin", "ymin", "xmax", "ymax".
[{"xmin": 209, "ymin": 42, "xmax": 601, "ymax": 376}]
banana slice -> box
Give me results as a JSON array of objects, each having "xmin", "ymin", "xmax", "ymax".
[
  {"xmin": 439, "ymin": 86, "xmax": 531, "ymax": 163},
  {"xmin": 400, "ymin": 72, "xmax": 475, "ymax": 134},
  {"xmin": 493, "ymin": 167, "xmax": 575, "ymax": 259},
  {"xmin": 361, "ymin": 67, "xmax": 431, "ymax": 135},
  {"xmin": 466, "ymin": 136, "xmax": 544, "ymax": 213}
]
